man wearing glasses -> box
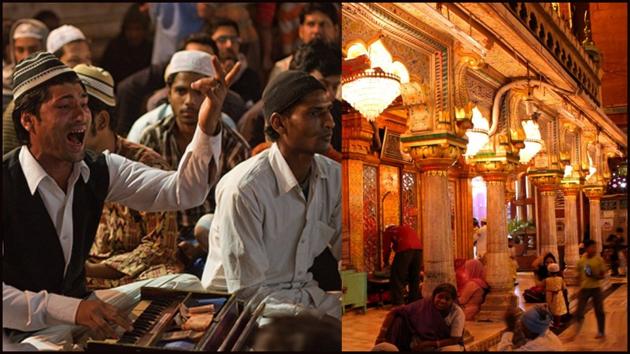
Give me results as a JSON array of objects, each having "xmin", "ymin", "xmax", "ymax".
[{"xmin": 209, "ymin": 18, "xmax": 261, "ymax": 107}]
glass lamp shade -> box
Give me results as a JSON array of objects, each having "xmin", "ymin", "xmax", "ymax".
[
  {"xmin": 519, "ymin": 119, "xmax": 543, "ymax": 163},
  {"xmin": 341, "ymin": 69, "xmax": 401, "ymax": 121},
  {"xmin": 464, "ymin": 107, "xmax": 490, "ymax": 157}
]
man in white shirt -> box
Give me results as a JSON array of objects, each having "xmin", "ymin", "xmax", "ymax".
[
  {"xmin": 474, "ymin": 218, "xmax": 488, "ymax": 260},
  {"xmin": 3, "ymin": 51, "xmax": 239, "ymax": 349},
  {"xmin": 205, "ymin": 70, "xmax": 341, "ymax": 320}
]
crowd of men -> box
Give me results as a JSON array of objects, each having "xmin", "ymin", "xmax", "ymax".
[{"xmin": 2, "ymin": 3, "xmax": 342, "ymax": 350}]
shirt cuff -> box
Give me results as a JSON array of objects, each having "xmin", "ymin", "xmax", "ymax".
[
  {"xmin": 46, "ymin": 293, "xmax": 82, "ymax": 325},
  {"xmin": 190, "ymin": 124, "xmax": 222, "ymax": 172}
]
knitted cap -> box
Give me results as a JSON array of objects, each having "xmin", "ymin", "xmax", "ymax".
[
  {"xmin": 547, "ymin": 263, "xmax": 560, "ymax": 273},
  {"xmin": 262, "ymin": 70, "xmax": 325, "ymax": 120},
  {"xmin": 13, "ymin": 19, "xmax": 48, "ymax": 40},
  {"xmin": 73, "ymin": 64, "xmax": 115, "ymax": 107},
  {"xmin": 47, "ymin": 24, "xmax": 86, "ymax": 53},
  {"xmin": 164, "ymin": 50, "xmax": 214, "ymax": 82},
  {"xmin": 12, "ymin": 51, "xmax": 75, "ymax": 100}
]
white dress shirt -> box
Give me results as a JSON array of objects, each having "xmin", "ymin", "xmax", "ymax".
[
  {"xmin": 3, "ymin": 126, "xmax": 221, "ymax": 332},
  {"xmin": 206, "ymin": 143, "xmax": 341, "ymax": 318}
]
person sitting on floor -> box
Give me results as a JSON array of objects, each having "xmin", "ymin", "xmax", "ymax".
[
  {"xmin": 497, "ymin": 305, "xmax": 563, "ymax": 351},
  {"xmin": 457, "ymin": 259, "xmax": 489, "ymax": 320},
  {"xmin": 523, "ymin": 252, "xmax": 557, "ymax": 303},
  {"xmin": 375, "ymin": 283, "xmax": 465, "ymax": 351}
]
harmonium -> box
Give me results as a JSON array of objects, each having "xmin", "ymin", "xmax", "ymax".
[{"xmin": 87, "ymin": 287, "xmax": 265, "ymax": 352}]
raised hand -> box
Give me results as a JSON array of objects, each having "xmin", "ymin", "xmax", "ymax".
[
  {"xmin": 76, "ymin": 299, "xmax": 133, "ymax": 340},
  {"xmin": 191, "ymin": 56, "xmax": 241, "ymax": 136}
]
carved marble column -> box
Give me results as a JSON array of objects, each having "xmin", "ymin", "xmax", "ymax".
[
  {"xmin": 530, "ymin": 174, "xmax": 563, "ymax": 261},
  {"xmin": 405, "ymin": 142, "xmax": 464, "ymax": 299},
  {"xmin": 583, "ymin": 185, "xmax": 606, "ymax": 254},
  {"xmin": 475, "ymin": 166, "xmax": 518, "ymax": 321},
  {"xmin": 560, "ymin": 184, "xmax": 581, "ymax": 285}
]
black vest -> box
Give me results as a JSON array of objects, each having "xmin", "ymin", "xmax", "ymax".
[{"xmin": 3, "ymin": 147, "xmax": 109, "ymax": 298}]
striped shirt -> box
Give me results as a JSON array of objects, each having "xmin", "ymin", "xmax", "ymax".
[{"xmin": 139, "ymin": 114, "xmax": 250, "ymax": 237}]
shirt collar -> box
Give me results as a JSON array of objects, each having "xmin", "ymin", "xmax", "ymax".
[
  {"xmin": 18, "ymin": 146, "xmax": 90, "ymax": 195},
  {"xmin": 268, "ymin": 143, "xmax": 328, "ymax": 195}
]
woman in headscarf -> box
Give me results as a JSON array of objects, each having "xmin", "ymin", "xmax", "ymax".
[
  {"xmin": 454, "ymin": 258, "xmax": 469, "ymax": 293},
  {"xmin": 375, "ymin": 283, "xmax": 465, "ymax": 351},
  {"xmin": 524, "ymin": 252, "xmax": 557, "ymax": 303},
  {"xmin": 458, "ymin": 259, "xmax": 489, "ymax": 320}
]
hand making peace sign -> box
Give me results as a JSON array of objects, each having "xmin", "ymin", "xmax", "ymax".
[{"xmin": 191, "ymin": 55, "xmax": 242, "ymax": 136}]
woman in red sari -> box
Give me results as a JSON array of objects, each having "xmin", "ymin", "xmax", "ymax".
[{"xmin": 375, "ymin": 283, "xmax": 465, "ymax": 351}]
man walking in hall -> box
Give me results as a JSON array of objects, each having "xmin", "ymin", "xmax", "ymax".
[{"xmin": 382, "ymin": 224, "xmax": 423, "ymax": 306}]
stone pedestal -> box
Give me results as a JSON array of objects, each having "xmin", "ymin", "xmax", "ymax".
[
  {"xmin": 476, "ymin": 172, "xmax": 517, "ymax": 321},
  {"xmin": 561, "ymin": 184, "xmax": 581, "ymax": 285},
  {"xmin": 583, "ymin": 185, "xmax": 605, "ymax": 254}
]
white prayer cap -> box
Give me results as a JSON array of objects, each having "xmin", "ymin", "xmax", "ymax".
[
  {"xmin": 13, "ymin": 20, "xmax": 47, "ymax": 40},
  {"xmin": 164, "ymin": 50, "xmax": 214, "ymax": 82},
  {"xmin": 47, "ymin": 25, "xmax": 86, "ymax": 54},
  {"xmin": 547, "ymin": 263, "xmax": 560, "ymax": 273}
]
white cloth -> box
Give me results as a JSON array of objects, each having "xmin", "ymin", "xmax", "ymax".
[
  {"xmin": 164, "ymin": 50, "xmax": 215, "ymax": 82},
  {"xmin": 3, "ymin": 125, "xmax": 221, "ymax": 333},
  {"xmin": 205, "ymin": 143, "xmax": 342, "ymax": 318},
  {"xmin": 46, "ymin": 25, "xmax": 86, "ymax": 54},
  {"xmin": 444, "ymin": 305, "xmax": 466, "ymax": 338},
  {"xmin": 496, "ymin": 329, "xmax": 564, "ymax": 351},
  {"xmin": 474, "ymin": 225, "xmax": 487, "ymax": 258}
]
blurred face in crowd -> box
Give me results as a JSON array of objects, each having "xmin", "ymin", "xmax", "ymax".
[
  {"xmin": 309, "ymin": 69, "xmax": 340, "ymax": 102},
  {"xmin": 271, "ymin": 90, "xmax": 334, "ymax": 156},
  {"xmin": 168, "ymin": 72, "xmax": 206, "ymax": 132},
  {"xmin": 211, "ymin": 25, "xmax": 240, "ymax": 64},
  {"xmin": 14, "ymin": 37, "xmax": 43, "ymax": 63},
  {"xmin": 24, "ymin": 82, "xmax": 91, "ymax": 164},
  {"xmin": 60, "ymin": 40, "xmax": 92, "ymax": 68},
  {"xmin": 433, "ymin": 290, "xmax": 454, "ymax": 312},
  {"xmin": 299, "ymin": 11, "xmax": 338, "ymax": 44},
  {"xmin": 124, "ymin": 22, "xmax": 147, "ymax": 47}
]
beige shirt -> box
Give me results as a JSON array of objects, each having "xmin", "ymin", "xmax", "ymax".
[{"xmin": 208, "ymin": 143, "xmax": 341, "ymax": 318}]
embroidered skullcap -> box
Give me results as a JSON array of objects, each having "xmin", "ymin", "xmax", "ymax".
[
  {"xmin": 547, "ymin": 263, "xmax": 560, "ymax": 273},
  {"xmin": 12, "ymin": 51, "xmax": 75, "ymax": 101},
  {"xmin": 521, "ymin": 305, "xmax": 552, "ymax": 335},
  {"xmin": 47, "ymin": 24, "xmax": 86, "ymax": 54},
  {"xmin": 262, "ymin": 70, "xmax": 325, "ymax": 120},
  {"xmin": 73, "ymin": 64, "xmax": 115, "ymax": 107},
  {"xmin": 13, "ymin": 19, "xmax": 48, "ymax": 40},
  {"xmin": 164, "ymin": 50, "xmax": 214, "ymax": 82}
]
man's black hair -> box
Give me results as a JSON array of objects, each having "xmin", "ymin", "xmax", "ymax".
[
  {"xmin": 179, "ymin": 32, "xmax": 218, "ymax": 54},
  {"xmin": 208, "ymin": 17, "xmax": 240, "ymax": 37},
  {"xmin": 299, "ymin": 3, "xmax": 339, "ymax": 26},
  {"xmin": 289, "ymin": 38, "xmax": 341, "ymax": 77},
  {"xmin": 12, "ymin": 72, "xmax": 84, "ymax": 145},
  {"xmin": 583, "ymin": 239, "xmax": 597, "ymax": 248},
  {"xmin": 87, "ymin": 97, "xmax": 117, "ymax": 134}
]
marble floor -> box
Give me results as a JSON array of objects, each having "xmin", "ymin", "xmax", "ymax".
[{"xmin": 342, "ymin": 272, "xmax": 628, "ymax": 351}]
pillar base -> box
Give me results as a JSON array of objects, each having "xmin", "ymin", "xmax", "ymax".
[
  {"xmin": 476, "ymin": 291, "xmax": 518, "ymax": 322},
  {"xmin": 563, "ymin": 266, "xmax": 580, "ymax": 286}
]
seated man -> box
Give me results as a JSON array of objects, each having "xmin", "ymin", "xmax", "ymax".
[
  {"xmin": 497, "ymin": 305, "xmax": 562, "ymax": 351},
  {"xmin": 209, "ymin": 70, "xmax": 341, "ymax": 319},
  {"xmin": 139, "ymin": 50, "xmax": 250, "ymax": 276},
  {"xmin": 3, "ymin": 51, "xmax": 238, "ymax": 350},
  {"xmin": 75, "ymin": 64, "xmax": 184, "ymax": 289}
]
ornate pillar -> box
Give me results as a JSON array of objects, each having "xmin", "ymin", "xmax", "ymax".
[
  {"xmin": 583, "ymin": 185, "xmax": 606, "ymax": 254},
  {"xmin": 530, "ymin": 174, "xmax": 563, "ymax": 261},
  {"xmin": 474, "ymin": 162, "xmax": 518, "ymax": 321},
  {"xmin": 560, "ymin": 183, "xmax": 581, "ymax": 285},
  {"xmin": 342, "ymin": 112, "xmax": 377, "ymax": 271},
  {"xmin": 404, "ymin": 140, "xmax": 465, "ymax": 299}
]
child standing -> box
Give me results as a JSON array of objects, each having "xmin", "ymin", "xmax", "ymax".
[{"xmin": 543, "ymin": 263, "xmax": 568, "ymax": 328}]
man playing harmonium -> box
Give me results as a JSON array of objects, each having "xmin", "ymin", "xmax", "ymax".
[{"xmin": 2, "ymin": 51, "xmax": 240, "ymax": 350}]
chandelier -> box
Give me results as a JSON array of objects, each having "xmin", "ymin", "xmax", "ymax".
[
  {"xmin": 519, "ymin": 117, "xmax": 543, "ymax": 163},
  {"xmin": 342, "ymin": 38, "xmax": 408, "ymax": 121},
  {"xmin": 464, "ymin": 106, "xmax": 490, "ymax": 157}
]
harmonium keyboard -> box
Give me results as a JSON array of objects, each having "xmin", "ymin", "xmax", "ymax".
[{"xmin": 86, "ymin": 287, "xmax": 265, "ymax": 352}]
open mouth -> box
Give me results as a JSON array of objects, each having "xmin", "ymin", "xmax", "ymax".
[{"xmin": 67, "ymin": 128, "xmax": 86, "ymax": 147}]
